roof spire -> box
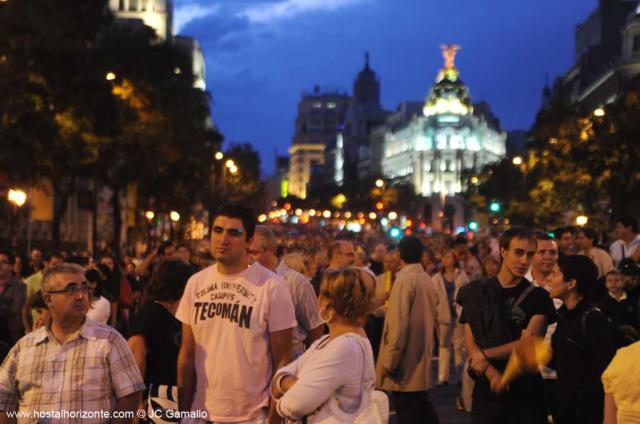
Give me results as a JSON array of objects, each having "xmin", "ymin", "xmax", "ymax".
[{"xmin": 365, "ymin": 51, "xmax": 370, "ymax": 70}]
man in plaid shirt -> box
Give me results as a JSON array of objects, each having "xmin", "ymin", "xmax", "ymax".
[{"xmin": 0, "ymin": 263, "xmax": 145, "ymax": 423}]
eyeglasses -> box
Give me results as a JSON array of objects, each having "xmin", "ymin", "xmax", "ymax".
[
  {"xmin": 339, "ymin": 251, "xmax": 355, "ymax": 257},
  {"xmin": 212, "ymin": 226, "xmax": 244, "ymax": 237},
  {"xmin": 47, "ymin": 282, "xmax": 90, "ymax": 296}
]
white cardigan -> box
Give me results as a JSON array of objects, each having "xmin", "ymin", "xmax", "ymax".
[{"xmin": 431, "ymin": 269, "xmax": 469, "ymax": 325}]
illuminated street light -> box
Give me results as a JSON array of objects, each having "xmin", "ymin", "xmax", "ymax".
[
  {"xmin": 368, "ymin": 212, "xmax": 377, "ymax": 220},
  {"xmin": 229, "ymin": 166, "xmax": 238, "ymax": 175},
  {"xmin": 7, "ymin": 189, "xmax": 26, "ymax": 207},
  {"xmin": 257, "ymin": 214, "xmax": 267, "ymax": 223},
  {"xmin": 105, "ymin": 72, "xmax": 116, "ymax": 81},
  {"xmin": 225, "ymin": 159, "xmax": 235, "ymax": 168},
  {"xmin": 512, "ymin": 156, "xmax": 523, "ymax": 166},
  {"xmin": 576, "ymin": 215, "xmax": 588, "ymax": 226},
  {"xmin": 593, "ymin": 108, "xmax": 605, "ymax": 117},
  {"xmin": 169, "ymin": 211, "xmax": 180, "ymax": 222},
  {"xmin": 214, "ymin": 152, "xmax": 224, "ymax": 160},
  {"xmin": 388, "ymin": 211, "xmax": 398, "ymax": 220},
  {"xmin": 144, "ymin": 210, "xmax": 155, "ymax": 221},
  {"xmin": 375, "ymin": 179, "xmax": 384, "ymax": 188},
  {"xmin": 322, "ymin": 210, "xmax": 331, "ymax": 219}
]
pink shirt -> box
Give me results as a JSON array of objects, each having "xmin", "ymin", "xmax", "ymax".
[{"xmin": 176, "ymin": 262, "xmax": 296, "ymax": 422}]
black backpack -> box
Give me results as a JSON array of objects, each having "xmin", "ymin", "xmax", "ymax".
[{"xmin": 578, "ymin": 307, "xmax": 638, "ymax": 349}]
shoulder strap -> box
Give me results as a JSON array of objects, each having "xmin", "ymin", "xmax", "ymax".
[
  {"xmin": 580, "ymin": 306, "xmax": 609, "ymax": 344},
  {"xmin": 512, "ymin": 284, "xmax": 535, "ymax": 313}
]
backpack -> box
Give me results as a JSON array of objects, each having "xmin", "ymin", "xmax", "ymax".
[{"xmin": 578, "ymin": 307, "xmax": 638, "ymax": 349}]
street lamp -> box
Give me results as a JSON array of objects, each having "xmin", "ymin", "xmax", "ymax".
[
  {"xmin": 105, "ymin": 71, "xmax": 116, "ymax": 81},
  {"xmin": 144, "ymin": 210, "xmax": 155, "ymax": 221},
  {"xmin": 169, "ymin": 211, "xmax": 180, "ymax": 222},
  {"xmin": 215, "ymin": 152, "xmax": 224, "ymax": 160},
  {"xmin": 375, "ymin": 179, "xmax": 384, "ymax": 188},
  {"xmin": 225, "ymin": 159, "xmax": 235, "ymax": 169},
  {"xmin": 576, "ymin": 215, "xmax": 588, "ymax": 226},
  {"xmin": 512, "ymin": 156, "xmax": 523, "ymax": 166},
  {"xmin": 593, "ymin": 108, "xmax": 605, "ymax": 117},
  {"xmin": 7, "ymin": 189, "xmax": 26, "ymax": 207}
]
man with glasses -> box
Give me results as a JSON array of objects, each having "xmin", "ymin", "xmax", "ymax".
[
  {"xmin": 177, "ymin": 202, "xmax": 296, "ymax": 424},
  {"xmin": 250, "ymin": 225, "xmax": 324, "ymax": 358},
  {"xmin": 0, "ymin": 263, "xmax": 145, "ymax": 422},
  {"xmin": 327, "ymin": 240, "xmax": 356, "ymax": 269},
  {"xmin": 0, "ymin": 251, "xmax": 26, "ymax": 344}
]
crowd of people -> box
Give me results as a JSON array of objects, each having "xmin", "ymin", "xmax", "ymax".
[{"xmin": 0, "ymin": 202, "xmax": 638, "ymax": 424}]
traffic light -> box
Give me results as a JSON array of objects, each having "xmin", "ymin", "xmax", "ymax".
[
  {"xmin": 489, "ymin": 201, "xmax": 501, "ymax": 213},
  {"xmin": 468, "ymin": 221, "xmax": 478, "ymax": 231}
]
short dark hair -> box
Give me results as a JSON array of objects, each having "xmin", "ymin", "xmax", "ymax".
[
  {"xmin": 31, "ymin": 290, "xmax": 47, "ymax": 310},
  {"xmin": 398, "ymin": 236, "xmax": 423, "ymax": 264},
  {"xmin": 557, "ymin": 255, "xmax": 598, "ymax": 296},
  {"xmin": 553, "ymin": 226, "xmax": 575, "ymax": 239},
  {"xmin": 616, "ymin": 216, "xmax": 639, "ymax": 233},
  {"xmin": 532, "ymin": 231, "xmax": 554, "ymax": 242},
  {"xmin": 0, "ymin": 251, "xmax": 15, "ymax": 265},
  {"xmin": 499, "ymin": 227, "xmax": 536, "ymax": 251},
  {"xmin": 85, "ymin": 269, "xmax": 106, "ymax": 298},
  {"xmin": 453, "ymin": 235, "xmax": 468, "ymax": 246},
  {"xmin": 144, "ymin": 258, "xmax": 193, "ymax": 303},
  {"xmin": 578, "ymin": 226, "xmax": 598, "ymax": 243},
  {"xmin": 213, "ymin": 202, "xmax": 256, "ymax": 241}
]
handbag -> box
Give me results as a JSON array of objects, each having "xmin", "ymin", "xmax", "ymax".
[{"xmin": 304, "ymin": 334, "xmax": 389, "ymax": 424}]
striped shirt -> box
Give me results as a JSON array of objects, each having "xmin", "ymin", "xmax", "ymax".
[{"xmin": 0, "ymin": 318, "xmax": 145, "ymax": 422}]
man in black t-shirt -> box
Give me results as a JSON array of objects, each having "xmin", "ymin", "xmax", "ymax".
[{"xmin": 457, "ymin": 228, "xmax": 556, "ymax": 424}]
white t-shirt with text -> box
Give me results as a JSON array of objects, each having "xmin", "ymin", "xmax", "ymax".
[{"xmin": 176, "ymin": 262, "xmax": 296, "ymax": 422}]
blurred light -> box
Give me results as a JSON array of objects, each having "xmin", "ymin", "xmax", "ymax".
[
  {"xmin": 388, "ymin": 211, "xmax": 398, "ymax": 220},
  {"xmin": 375, "ymin": 201, "xmax": 384, "ymax": 210},
  {"xmin": 309, "ymin": 209, "xmax": 316, "ymax": 216},
  {"xmin": 490, "ymin": 218, "xmax": 499, "ymax": 224},
  {"xmin": 284, "ymin": 202, "xmax": 292, "ymax": 211},
  {"xmin": 346, "ymin": 222, "xmax": 362, "ymax": 233},
  {"xmin": 419, "ymin": 223, "xmax": 426, "ymax": 229},
  {"xmin": 105, "ymin": 72, "xmax": 116, "ymax": 81},
  {"xmin": 455, "ymin": 226, "xmax": 466, "ymax": 234},
  {"xmin": 144, "ymin": 210, "xmax": 155, "ymax": 221},
  {"xmin": 7, "ymin": 189, "xmax": 26, "ymax": 207},
  {"xmin": 470, "ymin": 176, "xmax": 479, "ymax": 185},
  {"xmin": 512, "ymin": 156, "xmax": 523, "ymax": 166},
  {"xmin": 169, "ymin": 211, "xmax": 180, "ymax": 222},
  {"xmin": 357, "ymin": 212, "xmax": 365, "ymax": 219},
  {"xmin": 333, "ymin": 212, "xmax": 340, "ymax": 218},
  {"xmin": 225, "ymin": 159, "xmax": 235, "ymax": 168},
  {"xmin": 294, "ymin": 208, "xmax": 302, "ymax": 216},
  {"xmin": 300, "ymin": 215, "xmax": 309, "ymax": 224},
  {"xmin": 489, "ymin": 202, "xmax": 501, "ymax": 213},
  {"xmin": 405, "ymin": 219, "xmax": 413, "ymax": 227},
  {"xmin": 375, "ymin": 179, "xmax": 384, "ymax": 188},
  {"xmin": 271, "ymin": 201, "xmax": 278, "ymax": 207},
  {"xmin": 229, "ymin": 166, "xmax": 238, "ymax": 174},
  {"xmin": 468, "ymin": 221, "xmax": 478, "ymax": 231},
  {"xmin": 503, "ymin": 218, "xmax": 510, "ymax": 225},
  {"xmin": 380, "ymin": 217, "xmax": 389, "ymax": 226},
  {"xmin": 390, "ymin": 227, "xmax": 401, "ymax": 238},
  {"xmin": 257, "ymin": 214, "xmax": 267, "ymax": 223},
  {"xmin": 368, "ymin": 212, "xmax": 377, "ymax": 220},
  {"xmin": 344, "ymin": 211, "xmax": 352, "ymax": 219},
  {"xmin": 215, "ymin": 152, "xmax": 224, "ymax": 160},
  {"xmin": 593, "ymin": 108, "xmax": 605, "ymax": 117},
  {"xmin": 576, "ymin": 215, "xmax": 588, "ymax": 226},
  {"xmin": 174, "ymin": 67, "xmax": 182, "ymax": 75},
  {"xmin": 290, "ymin": 216, "xmax": 299, "ymax": 224},
  {"xmin": 358, "ymin": 218, "xmax": 366, "ymax": 225},
  {"xmin": 404, "ymin": 229, "xmax": 412, "ymax": 235},
  {"xmin": 322, "ymin": 210, "xmax": 331, "ymax": 218}
]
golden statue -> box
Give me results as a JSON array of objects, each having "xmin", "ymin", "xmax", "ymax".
[{"xmin": 440, "ymin": 44, "xmax": 461, "ymax": 69}]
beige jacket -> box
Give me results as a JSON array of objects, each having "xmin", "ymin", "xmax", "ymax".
[
  {"xmin": 431, "ymin": 269, "xmax": 470, "ymax": 325},
  {"xmin": 375, "ymin": 263, "xmax": 438, "ymax": 392}
]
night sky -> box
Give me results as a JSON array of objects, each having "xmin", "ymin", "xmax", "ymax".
[{"xmin": 174, "ymin": 0, "xmax": 597, "ymax": 175}]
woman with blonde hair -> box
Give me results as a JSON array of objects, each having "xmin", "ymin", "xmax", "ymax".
[
  {"xmin": 271, "ymin": 267, "xmax": 387, "ymax": 422},
  {"xmin": 282, "ymin": 252, "xmax": 308, "ymax": 277},
  {"xmin": 432, "ymin": 249, "xmax": 469, "ymax": 385}
]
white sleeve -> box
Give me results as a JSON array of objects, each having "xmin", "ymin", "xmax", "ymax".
[{"xmin": 276, "ymin": 337, "xmax": 361, "ymax": 419}]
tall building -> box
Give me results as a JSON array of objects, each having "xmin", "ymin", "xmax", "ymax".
[
  {"xmin": 109, "ymin": 0, "xmax": 174, "ymax": 41},
  {"xmin": 561, "ymin": 0, "xmax": 640, "ymax": 111},
  {"xmin": 287, "ymin": 87, "xmax": 349, "ymax": 199},
  {"xmin": 380, "ymin": 45, "xmax": 506, "ymax": 227},
  {"xmin": 334, "ymin": 54, "xmax": 388, "ymax": 185}
]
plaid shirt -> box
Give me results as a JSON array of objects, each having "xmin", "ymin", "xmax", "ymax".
[{"xmin": 0, "ymin": 318, "xmax": 145, "ymax": 423}]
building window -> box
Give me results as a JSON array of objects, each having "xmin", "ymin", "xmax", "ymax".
[
  {"xmin": 141, "ymin": 0, "xmax": 148, "ymax": 11},
  {"xmin": 129, "ymin": 0, "xmax": 138, "ymax": 11},
  {"xmin": 633, "ymin": 35, "xmax": 640, "ymax": 53},
  {"xmin": 326, "ymin": 102, "xmax": 336, "ymax": 109},
  {"xmin": 313, "ymin": 102, "xmax": 322, "ymax": 109},
  {"xmin": 119, "ymin": 0, "xmax": 125, "ymax": 10}
]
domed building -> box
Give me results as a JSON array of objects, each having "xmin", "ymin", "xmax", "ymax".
[
  {"xmin": 381, "ymin": 45, "xmax": 506, "ymax": 227},
  {"xmin": 109, "ymin": 0, "xmax": 173, "ymax": 41}
]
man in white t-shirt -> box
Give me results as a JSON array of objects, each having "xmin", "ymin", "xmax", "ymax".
[
  {"xmin": 525, "ymin": 232, "xmax": 561, "ymax": 423},
  {"xmin": 249, "ymin": 225, "xmax": 324, "ymax": 358},
  {"xmin": 177, "ymin": 202, "xmax": 296, "ymax": 424},
  {"xmin": 609, "ymin": 216, "xmax": 640, "ymax": 267}
]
